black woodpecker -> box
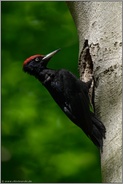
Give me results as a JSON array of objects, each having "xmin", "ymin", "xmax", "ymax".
[{"xmin": 23, "ymin": 49, "xmax": 106, "ymax": 152}]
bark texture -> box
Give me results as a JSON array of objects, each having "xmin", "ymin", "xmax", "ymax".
[{"xmin": 67, "ymin": 2, "xmax": 122, "ymax": 183}]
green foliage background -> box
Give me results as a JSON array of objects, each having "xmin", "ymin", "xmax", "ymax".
[{"xmin": 2, "ymin": 2, "xmax": 101, "ymax": 183}]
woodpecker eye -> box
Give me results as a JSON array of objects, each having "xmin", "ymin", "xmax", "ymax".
[{"xmin": 35, "ymin": 57, "xmax": 40, "ymax": 62}]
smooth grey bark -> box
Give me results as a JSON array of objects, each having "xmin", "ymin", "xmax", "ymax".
[{"xmin": 67, "ymin": 1, "xmax": 122, "ymax": 183}]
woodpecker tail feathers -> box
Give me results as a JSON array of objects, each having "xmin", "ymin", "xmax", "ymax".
[{"xmin": 89, "ymin": 115, "xmax": 106, "ymax": 152}]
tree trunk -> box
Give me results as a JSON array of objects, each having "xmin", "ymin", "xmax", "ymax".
[{"xmin": 67, "ymin": 2, "xmax": 122, "ymax": 183}]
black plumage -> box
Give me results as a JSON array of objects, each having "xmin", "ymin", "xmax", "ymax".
[{"xmin": 23, "ymin": 49, "xmax": 106, "ymax": 152}]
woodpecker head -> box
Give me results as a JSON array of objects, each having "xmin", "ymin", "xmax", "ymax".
[{"xmin": 23, "ymin": 49, "xmax": 60, "ymax": 75}]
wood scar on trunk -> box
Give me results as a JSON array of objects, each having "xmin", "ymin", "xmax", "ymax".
[{"xmin": 78, "ymin": 39, "xmax": 95, "ymax": 111}]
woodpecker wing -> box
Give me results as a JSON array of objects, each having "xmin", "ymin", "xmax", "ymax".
[
  {"xmin": 63, "ymin": 72, "xmax": 93, "ymax": 135},
  {"xmin": 47, "ymin": 69, "xmax": 93, "ymax": 136},
  {"xmin": 38, "ymin": 69, "xmax": 105, "ymax": 150}
]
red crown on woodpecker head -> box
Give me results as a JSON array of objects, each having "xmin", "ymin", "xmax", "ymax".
[{"xmin": 23, "ymin": 54, "xmax": 44, "ymax": 66}]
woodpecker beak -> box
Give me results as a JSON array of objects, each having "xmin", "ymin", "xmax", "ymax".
[{"xmin": 42, "ymin": 48, "xmax": 61, "ymax": 61}]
